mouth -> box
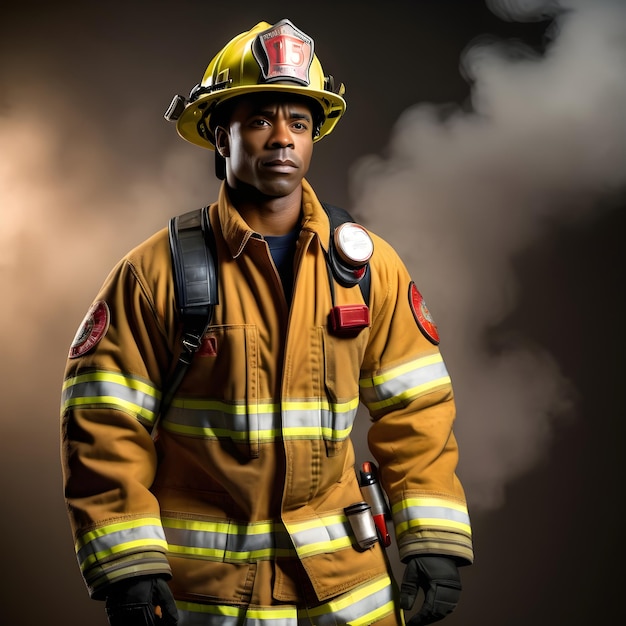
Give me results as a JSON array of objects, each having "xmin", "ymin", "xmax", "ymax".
[{"xmin": 262, "ymin": 158, "xmax": 298, "ymax": 173}]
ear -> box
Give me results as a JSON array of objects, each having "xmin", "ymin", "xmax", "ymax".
[{"xmin": 214, "ymin": 126, "xmax": 230, "ymax": 158}]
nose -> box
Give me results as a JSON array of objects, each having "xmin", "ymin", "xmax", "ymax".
[{"xmin": 268, "ymin": 120, "xmax": 294, "ymax": 149}]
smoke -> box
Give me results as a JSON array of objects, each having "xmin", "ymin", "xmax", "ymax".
[
  {"xmin": 1, "ymin": 0, "xmax": 624, "ymax": 514},
  {"xmin": 349, "ymin": 0, "xmax": 626, "ymax": 510},
  {"xmin": 0, "ymin": 85, "xmax": 218, "ymax": 430},
  {"xmin": 1, "ymin": 4, "xmax": 622, "ymax": 623}
]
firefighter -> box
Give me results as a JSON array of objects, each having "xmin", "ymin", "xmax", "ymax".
[{"xmin": 60, "ymin": 18, "xmax": 474, "ymax": 626}]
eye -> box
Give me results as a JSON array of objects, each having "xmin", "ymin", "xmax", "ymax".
[{"xmin": 250, "ymin": 117, "xmax": 270, "ymax": 128}]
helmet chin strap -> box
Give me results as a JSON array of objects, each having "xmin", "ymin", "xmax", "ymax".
[{"xmin": 214, "ymin": 152, "xmax": 226, "ymax": 180}]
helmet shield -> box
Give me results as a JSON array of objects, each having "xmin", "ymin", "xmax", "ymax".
[{"xmin": 252, "ymin": 20, "xmax": 314, "ymax": 85}]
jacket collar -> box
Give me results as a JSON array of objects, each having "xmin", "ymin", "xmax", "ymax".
[{"xmin": 217, "ymin": 179, "xmax": 332, "ymax": 259}]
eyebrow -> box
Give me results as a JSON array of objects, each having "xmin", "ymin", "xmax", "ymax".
[{"xmin": 253, "ymin": 107, "xmax": 312, "ymax": 122}]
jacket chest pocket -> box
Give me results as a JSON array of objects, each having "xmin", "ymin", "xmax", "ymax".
[
  {"xmin": 321, "ymin": 327, "xmax": 369, "ymax": 456},
  {"xmin": 170, "ymin": 324, "xmax": 261, "ymax": 457}
]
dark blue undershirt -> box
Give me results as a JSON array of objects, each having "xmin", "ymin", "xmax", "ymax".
[{"xmin": 265, "ymin": 227, "xmax": 300, "ymax": 305}]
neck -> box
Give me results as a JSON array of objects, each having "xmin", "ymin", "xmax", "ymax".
[{"xmin": 227, "ymin": 184, "xmax": 303, "ymax": 235}]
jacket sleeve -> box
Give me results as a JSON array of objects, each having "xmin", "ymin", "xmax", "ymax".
[
  {"xmin": 360, "ymin": 236, "xmax": 473, "ymax": 566},
  {"xmin": 60, "ymin": 231, "xmax": 179, "ymax": 599}
]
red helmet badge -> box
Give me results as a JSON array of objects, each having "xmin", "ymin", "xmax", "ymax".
[{"xmin": 252, "ymin": 19, "xmax": 314, "ymax": 86}]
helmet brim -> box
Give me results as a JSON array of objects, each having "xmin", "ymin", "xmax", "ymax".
[{"xmin": 176, "ymin": 84, "xmax": 347, "ymax": 150}]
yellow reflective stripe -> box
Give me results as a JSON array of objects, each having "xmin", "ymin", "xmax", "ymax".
[
  {"xmin": 172, "ymin": 398, "xmax": 269, "ymax": 412},
  {"xmin": 288, "ymin": 514, "xmax": 344, "ymax": 532},
  {"xmin": 163, "ymin": 398, "xmax": 359, "ymax": 442},
  {"xmin": 313, "ymin": 574, "xmax": 390, "ymax": 613},
  {"xmin": 177, "ymin": 601, "xmax": 298, "ymax": 623},
  {"xmin": 280, "ymin": 425, "xmax": 352, "ymax": 439},
  {"xmin": 177, "ymin": 601, "xmax": 243, "ymax": 617},
  {"xmin": 391, "ymin": 496, "xmax": 470, "ymax": 515},
  {"xmin": 79, "ymin": 538, "xmax": 167, "ymax": 572},
  {"xmin": 62, "ymin": 371, "xmax": 159, "ymax": 396},
  {"xmin": 165, "ymin": 401, "xmax": 276, "ymax": 441},
  {"xmin": 283, "ymin": 398, "xmax": 358, "ymax": 440},
  {"xmin": 392, "ymin": 497, "xmax": 472, "ymax": 536},
  {"xmin": 287, "ymin": 514, "xmax": 353, "ymax": 557},
  {"xmin": 173, "ymin": 397, "xmax": 359, "ymax": 413},
  {"xmin": 293, "ymin": 534, "xmax": 353, "ymax": 558},
  {"xmin": 162, "ymin": 514, "xmax": 355, "ymax": 562},
  {"xmin": 165, "ymin": 522, "xmax": 292, "ymax": 562},
  {"xmin": 176, "ymin": 574, "xmax": 396, "ymax": 625},
  {"xmin": 352, "ymin": 602, "xmax": 396, "ymax": 626},
  {"xmin": 63, "ymin": 395, "xmax": 157, "ymax": 420},
  {"xmin": 282, "ymin": 397, "xmax": 360, "ymax": 413},
  {"xmin": 240, "ymin": 607, "xmax": 296, "ymax": 620},
  {"xmin": 163, "ymin": 517, "xmax": 290, "ymax": 562},
  {"xmin": 306, "ymin": 575, "xmax": 395, "ymax": 625},
  {"xmin": 360, "ymin": 353, "xmax": 444, "ymax": 388},
  {"xmin": 76, "ymin": 517, "xmax": 167, "ymax": 572},
  {"xmin": 360, "ymin": 353, "xmax": 451, "ymax": 412},
  {"xmin": 61, "ymin": 370, "xmax": 160, "ymax": 422},
  {"xmin": 76, "ymin": 516, "xmax": 164, "ymax": 549},
  {"xmin": 366, "ymin": 379, "xmax": 449, "ymax": 412},
  {"xmin": 166, "ymin": 543, "xmax": 283, "ymax": 561},
  {"xmin": 396, "ymin": 517, "xmax": 471, "ymax": 536},
  {"xmin": 165, "ymin": 421, "xmax": 262, "ymax": 441}
]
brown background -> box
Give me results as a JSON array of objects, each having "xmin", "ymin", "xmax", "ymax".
[{"xmin": 1, "ymin": 1, "xmax": 623, "ymax": 624}]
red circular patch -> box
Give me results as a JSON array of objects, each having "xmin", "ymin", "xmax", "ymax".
[
  {"xmin": 69, "ymin": 300, "xmax": 110, "ymax": 358},
  {"xmin": 409, "ymin": 282, "xmax": 440, "ymax": 345}
]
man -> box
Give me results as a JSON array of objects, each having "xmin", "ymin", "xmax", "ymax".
[{"xmin": 60, "ymin": 19, "xmax": 473, "ymax": 626}]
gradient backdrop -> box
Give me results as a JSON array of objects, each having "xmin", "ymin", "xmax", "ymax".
[{"xmin": 1, "ymin": 1, "xmax": 624, "ymax": 624}]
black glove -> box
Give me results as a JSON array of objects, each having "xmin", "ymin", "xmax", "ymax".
[
  {"xmin": 105, "ymin": 575, "xmax": 178, "ymax": 626},
  {"xmin": 400, "ymin": 555, "xmax": 462, "ymax": 625}
]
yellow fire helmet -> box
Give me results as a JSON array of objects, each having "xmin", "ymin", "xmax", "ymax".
[{"xmin": 164, "ymin": 19, "xmax": 347, "ymax": 150}]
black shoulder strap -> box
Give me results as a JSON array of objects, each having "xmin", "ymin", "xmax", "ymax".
[
  {"xmin": 322, "ymin": 202, "xmax": 371, "ymax": 305},
  {"xmin": 154, "ymin": 202, "xmax": 371, "ymax": 437},
  {"xmin": 169, "ymin": 206, "xmax": 218, "ymax": 321},
  {"xmin": 151, "ymin": 207, "xmax": 218, "ymax": 438}
]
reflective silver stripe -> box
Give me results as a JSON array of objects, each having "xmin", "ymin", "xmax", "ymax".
[
  {"xmin": 306, "ymin": 574, "xmax": 396, "ymax": 626},
  {"xmin": 392, "ymin": 496, "xmax": 472, "ymax": 537},
  {"xmin": 61, "ymin": 371, "xmax": 160, "ymax": 422},
  {"xmin": 165, "ymin": 401, "xmax": 274, "ymax": 441},
  {"xmin": 164, "ymin": 398, "xmax": 359, "ymax": 442},
  {"xmin": 76, "ymin": 517, "xmax": 167, "ymax": 572},
  {"xmin": 163, "ymin": 514, "xmax": 354, "ymax": 562},
  {"xmin": 177, "ymin": 602, "xmax": 298, "ymax": 626},
  {"xmin": 283, "ymin": 399, "xmax": 358, "ymax": 441},
  {"xmin": 163, "ymin": 519, "xmax": 295, "ymax": 561},
  {"xmin": 287, "ymin": 515, "xmax": 353, "ymax": 557},
  {"xmin": 360, "ymin": 353, "xmax": 451, "ymax": 412},
  {"xmin": 176, "ymin": 574, "xmax": 396, "ymax": 625}
]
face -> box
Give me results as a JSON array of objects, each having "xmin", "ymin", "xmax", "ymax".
[{"xmin": 215, "ymin": 95, "xmax": 315, "ymax": 199}]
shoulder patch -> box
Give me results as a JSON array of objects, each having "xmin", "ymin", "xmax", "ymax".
[
  {"xmin": 69, "ymin": 300, "xmax": 110, "ymax": 358},
  {"xmin": 409, "ymin": 282, "xmax": 440, "ymax": 345}
]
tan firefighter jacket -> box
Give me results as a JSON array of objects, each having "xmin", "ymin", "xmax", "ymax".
[{"xmin": 60, "ymin": 179, "xmax": 473, "ymax": 605}]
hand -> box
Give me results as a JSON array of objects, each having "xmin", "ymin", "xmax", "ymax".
[
  {"xmin": 105, "ymin": 576, "xmax": 178, "ymax": 626},
  {"xmin": 400, "ymin": 555, "xmax": 462, "ymax": 625}
]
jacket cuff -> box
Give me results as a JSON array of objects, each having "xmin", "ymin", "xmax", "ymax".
[
  {"xmin": 86, "ymin": 551, "xmax": 172, "ymax": 600},
  {"xmin": 397, "ymin": 531, "xmax": 474, "ymax": 566}
]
